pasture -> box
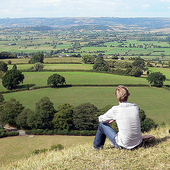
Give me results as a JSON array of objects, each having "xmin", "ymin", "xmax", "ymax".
[
  {"xmin": 0, "ymin": 71, "xmax": 149, "ymax": 92},
  {"xmin": 1, "ymin": 57, "xmax": 83, "ymax": 64},
  {"xmin": 1, "ymin": 63, "xmax": 170, "ymax": 125},
  {"xmin": 3, "ymin": 86, "xmax": 170, "ymax": 125},
  {"xmin": 7, "ymin": 64, "xmax": 93, "ymax": 71},
  {"xmin": 1, "ymin": 60, "xmax": 170, "ymax": 125}
]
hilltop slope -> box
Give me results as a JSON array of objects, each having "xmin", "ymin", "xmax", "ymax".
[{"xmin": 1, "ymin": 126, "xmax": 170, "ymax": 170}]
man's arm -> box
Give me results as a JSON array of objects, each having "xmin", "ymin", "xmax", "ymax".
[{"xmin": 98, "ymin": 107, "xmax": 117, "ymax": 123}]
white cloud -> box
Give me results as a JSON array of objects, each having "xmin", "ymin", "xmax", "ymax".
[
  {"xmin": 142, "ymin": 4, "xmax": 150, "ymax": 8},
  {"xmin": 37, "ymin": 0, "xmax": 61, "ymax": 3},
  {"xmin": 1, "ymin": 0, "xmax": 170, "ymax": 18},
  {"xmin": 160, "ymin": 0, "xmax": 170, "ymax": 2}
]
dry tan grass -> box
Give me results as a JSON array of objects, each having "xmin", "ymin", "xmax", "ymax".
[{"xmin": 1, "ymin": 126, "xmax": 170, "ymax": 170}]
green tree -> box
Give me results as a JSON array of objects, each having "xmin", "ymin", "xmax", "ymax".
[
  {"xmin": 146, "ymin": 61, "xmax": 153, "ymax": 67},
  {"xmin": 0, "ymin": 51, "xmax": 16, "ymax": 59},
  {"xmin": 34, "ymin": 62, "xmax": 44, "ymax": 72},
  {"xmin": 8, "ymin": 60, "xmax": 12, "ymax": 65},
  {"xmin": 16, "ymin": 108, "xmax": 32, "ymax": 129},
  {"xmin": 93, "ymin": 56, "xmax": 109, "ymax": 71},
  {"xmin": 132, "ymin": 57, "xmax": 145, "ymax": 70},
  {"xmin": 129, "ymin": 66, "xmax": 143, "ymax": 77},
  {"xmin": 0, "ymin": 61, "xmax": 8, "ymax": 72},
  {"xmin": 168, "ymin": 61, "xmax": 170, "ymax": 68},
  {"xmin": 2, "ymin": 69, "xmax": 24, "ymax": 90},
  {"xmin": 27, "ymin": 97, "xmax": 56, "ymax": 129},
  {"xmin": 0, "ymin": 94, "xmax": 4, "ymax": 105},
  {"xmin": 161, "ymin": 53, "xmax": 165, "ymax": 59},
  {"xmin": 139, "ymin": 109, "xmax": 157, "ymax": 132},
  {"xmin": 146, "ymin": 72, "xmax": 166, "ymax": 87},
  {"xmin": 52, "ymin": 103, "xmax": 74, "ymax": 130},
  {"xmin": 112, "ymin": 56, "xmax": 119, "ymax": 60},
  {"xmin": 106, "ymin": 60, "xmax": 115, "ymax": 68},
  {"xmin": 47, "ymin": 73, "xmax": 66, "ymax": 87},
  {"xmin": 82, "ymin": 55, "xmax": 95, "ymax": 64},
  {"xmin": 0, "ymin": 98, "xmax": 24, "ymax": 126},
  {"xmin": 73, "ymin": 103, "xmax": 98, "ymax": 130},
  {"xmin": 12, "ymin": 64, "xmax": 17, "ymax": 70},
  {"xmin": 30, "ymin": 53, "xmax": 44, "ymax": 64}
]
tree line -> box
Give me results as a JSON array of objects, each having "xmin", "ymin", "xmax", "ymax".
[
  {"xmin": 0, "ymin": 94, "xmax": 157, "ymax": 136},
  {"xmin": 82, "ymin": 55, "xmax": 166, "ymax": 87}
]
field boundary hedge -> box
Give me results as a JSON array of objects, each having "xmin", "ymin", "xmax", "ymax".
[
  {"xmin": 21, "ymin": 69, "xmax": 94, "ymax": 72},
  {"xmin": 0, "ymin": 131, "xmax": 19, "ymax": 138},
  {"xmin": 25, "ymin": 129, "xmax": 97, "ymax": 136},
  {"xmin": 0, "ymin": 84, "xmax": 149, "ymax": 94}
]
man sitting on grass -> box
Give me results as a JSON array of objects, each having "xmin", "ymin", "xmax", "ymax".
[{"xmin": 93, "ymin": 85, "xmax": 142, "ymax": 150}]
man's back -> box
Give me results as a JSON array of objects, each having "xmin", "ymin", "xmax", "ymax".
[{"xmin": 115, "ymin": 102, "xmax": 142, "ymax": 149}]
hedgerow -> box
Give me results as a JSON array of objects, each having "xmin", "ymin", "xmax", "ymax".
[{"xmin": 25, "ymin": 129, "xmax": 97, "ymax": 136}]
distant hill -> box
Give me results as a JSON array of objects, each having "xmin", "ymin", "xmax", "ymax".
[{"xmin": 1, "ymin": 17, "xmax": 170, "ymax": 31}]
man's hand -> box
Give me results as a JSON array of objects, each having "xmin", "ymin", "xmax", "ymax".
[{"xmin": 107, "ymin": 120, "xmax": 115, "ymax": 124}]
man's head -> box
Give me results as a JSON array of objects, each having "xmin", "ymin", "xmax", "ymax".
[{"xmin": 115, "ymin": 85, "xmax": 130, "ymax": 102}]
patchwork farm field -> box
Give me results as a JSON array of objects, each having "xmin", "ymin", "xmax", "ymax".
[{"xmin": 2, "ymin": 21, "xmax": 170, "ymax": 169}]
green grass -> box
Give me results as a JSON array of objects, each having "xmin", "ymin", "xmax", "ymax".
[
  {"xmin": 7, "ymin": 64, "xmax": 93, "ymax": 71},
  {"xmin": 3, "ymin": 86, "xmax": 170, "ymax": 125},
  {"xmin": 0, "ymin": 135, "xmax": 94, "ymax": 166},
  {"xmin": 149, "ymin": 67, "xmax": 170, "ymax": 80},
  {"xmin": 1, "ymin": 126, "xmax": 170, "ymax": 169},
  {"xmin": 0, "ymin": 71, "xmax": 149, "ymax": 92},
  {"xmin": 1, "ymin": 69, "xmax": 170, "ymax": 125},
  {"xmin": 1, "ymin": 57, "xmax": 83, "ymax": 64}
]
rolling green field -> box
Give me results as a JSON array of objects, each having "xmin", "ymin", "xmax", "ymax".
[
  {"xmin": 0, "ymin": 71, "xmax": 149, "ymax": 92},
  {"xmin": 1, "ymin": 66, "xmax": 170, "ymax": 125},
  {"xmin": 3, "ymin": 86, "xmax": 170, "ymax": 125}
]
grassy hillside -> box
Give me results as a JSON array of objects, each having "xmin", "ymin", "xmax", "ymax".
[
  {"xmin": 0, "ymin": 135, "xmax": 94, "ymax": 166},
  {"xmin": 1, "ymin": 126, "xmax": 170, "ymax": 170}
]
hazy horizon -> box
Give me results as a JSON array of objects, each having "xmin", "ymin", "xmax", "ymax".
[{"xmin": 1, "ymin": 0, "xmax": 170, "ymax": 18}]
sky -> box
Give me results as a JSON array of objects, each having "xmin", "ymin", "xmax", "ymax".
[{"xmin": 1, "ymin": 0, "xmax": 170, "ymax": 18}]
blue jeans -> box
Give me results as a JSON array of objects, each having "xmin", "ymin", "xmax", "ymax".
[{"xmin": 93, "ymin": 123, "xmax": 119, "ymax": 149}]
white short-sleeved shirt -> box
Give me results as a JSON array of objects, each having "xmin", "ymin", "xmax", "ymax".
[{"xmin": 99, "ymin": 101, "xmax": 142, "ymax": 149}]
